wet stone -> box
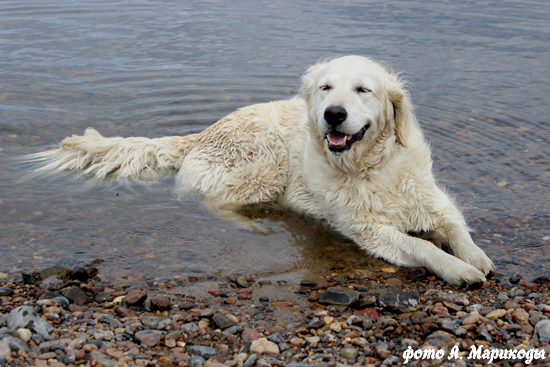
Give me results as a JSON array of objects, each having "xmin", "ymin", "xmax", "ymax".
[
  {"xmin": 319, "ymin": 287, "xmax": 360, "ymax": 306},
  {"xmin": 378, "ymin": 290, "xmax": 420, "ymax": 308},
  {"xmin": 212, "ymin": 313, "xmax": 237, "ymax": 330},
  {"xmin": 94, "ymin": 292, "xmax": 112, "ymax": 303},
  {"xmin": 124, "ymin": 290, "xmax": 148, "ymax": 306},
  {"xmin": 0, "ymin": 286, "xmax": 14, "ymax": 297},
  {"xmin": 39, "ymin": 277, "xmax": 63, "ymax": 291},
  {"xmin": 22, "ymin": 269, "xmax": 40, "ymax": 285},
  {"xmin": 39, "ymin": 264, "xmax": 72, "ymax": 281},
  {"xmin": 61, "ymin": 287, "xmax": 92, "ymax": 305},
  {"xmin": 150, "ymin": 295, "xmax": 171, "ymax": 310}
]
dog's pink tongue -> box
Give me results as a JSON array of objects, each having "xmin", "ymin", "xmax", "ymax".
[{"xmin": 328, "ymin": 131, "xmax": 347, "ymax": 146}]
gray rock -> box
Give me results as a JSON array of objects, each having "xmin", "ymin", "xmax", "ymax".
[
  {"xmin": 496, "ymin": 293, "xmax": 509, "ymax": 301},
  {"xmin": 39, "ymin": 277, "xmax": 63, "ymax": 291},
  {"xmin": 7, "ymin": 306, "xmax": 54, "ymax": 338},
  {"xmin": 535, "ymin": 320, "xmax": 550, "ymax": 338},
  {"xmin": 187, "ymin": 345, "xmax": 216, "ymax": 358},
  {"xmin": 0, "ymin": 335, "xmax": 28, "ymax": 353},
  {"xmin": 508, "ymin": 289, "xmax": 524, "ymax": 298},
  {"xmin": 22, "ymin": 269, "xmax": 40, "ymax": 285},
  {"xmin": 378, "ymin": 290, "xmax": 420, "ymax": 308},
  {"xmin": 188, "ymin": 356, "xmax": 206, "ymax": 367},
  {"xmin": 60, "ymin": 287, "xmax": 92, "ymax": 305},
  {"xmin": 244, "ymin": 353, "xmax": 258, "ymax": 367},
  {"xmin": 436, "ymin": 293, "xmax": 469, "ymax": 306},
  {"xmin": 267, "ymin": 333, "xmax": 285, "ymax": 344},
  {"xmin": 212, "ymin": 313, "xmax": 237, "ymax": 330},
  {"xmin": 425, "ymin": 331, "xmax": 456, "ymax": 348},
  {"xmin": 340, "ymin": 347, "xmax": 359, "ymax": 359},
  {"xmin": 181, "ymin": 322, "xmax": 200, "ymax": 333},
  {"xmin": 319, "ymin": 287, "xmax": 360, "ymax": 306},
  {"xmin": 0, "ymin": 288, "xmax": 13, "ymax": 297}
]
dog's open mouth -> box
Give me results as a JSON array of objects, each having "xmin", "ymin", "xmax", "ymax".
[{"xmin": 324, "ymin": 125, "xmax": 369, "ymax": 153}]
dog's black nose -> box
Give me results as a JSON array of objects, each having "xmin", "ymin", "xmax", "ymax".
[{"xmin": 324, "ymin": 106, "xmax": 347, "ymax": 126}]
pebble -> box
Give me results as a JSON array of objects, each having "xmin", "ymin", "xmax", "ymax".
[
  {"xmin": 187, "ymin": 345, "xmax": 217, "ymax": 358},
  {"xmin": 0, "ymin": 341, "xmax": 10, "ymax": 360},
  {"xmin": 378, "ymin": 290, "xmax": 420, "ymax": 308},
  {"xmin": 60, "ymin": 287, "xmax": 91, "ymax": 305},
  {"xmin": 7, "ymin": 306, "xmax": 54, "ymax": 338},
  {"xmin": 535, "ymin": 320, "xmax": 550, "ymax": 338},
  {"xmin": 319, "ymin": 287, "xmax": 360, "ymax": 306},
  {"xmin": 340, "ymin": 347, "xmax": 359, "ymax": 359},
  {"xmin": 39, "ymin": 277, "xmax": 63, "ymax": 291},
  {"xmin": 39, "ymin": 265, "xmax": 72, "ymax": 281},
  {"xmin": 242, "ymin": 328, "xmax": 261, "ymax": 342},
  {"xmin": 425, "ymin": 331, "xmax": 455, "ymax": 348},
  {"xmin": 0, "ymin": 287, "xmax": 13, "ymax": 296},
  {"xmin": 150, "ymin": 295, "xmax": 171, "ymax": 310},
  {"xmin": 250, "ymin": 340, "xmax": 279, "ymax": 354},
  {"xmin": 124, "ymin": 289, "xmax": 148, "ymax": 305}
]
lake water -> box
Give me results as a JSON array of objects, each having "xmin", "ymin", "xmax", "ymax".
[{"xmin": 1, "ymin": 0, "xmax": 549, "ymax": 284}]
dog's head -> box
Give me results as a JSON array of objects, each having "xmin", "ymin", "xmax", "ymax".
[{"xmin": 301, "ymin": 56, "xmax": 413, "ymax": 160}]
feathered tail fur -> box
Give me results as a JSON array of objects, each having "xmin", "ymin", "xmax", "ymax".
[{"xmin": 25, "ymin": 128, "xmax": 195, "ymax": 182}]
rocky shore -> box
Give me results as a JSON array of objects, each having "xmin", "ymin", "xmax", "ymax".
[{"xmin": 1, "ymin": 264, "xmax": 550, "ymax": 367}]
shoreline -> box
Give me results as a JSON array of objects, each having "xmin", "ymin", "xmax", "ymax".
[{"xmin": 1, "ymin": 264, "xmax": 550, "ymax": 367}]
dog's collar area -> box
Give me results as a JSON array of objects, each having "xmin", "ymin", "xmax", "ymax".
[{"xmin": 324, "ymin": 124, "xmax": 369, "ymax": 153}]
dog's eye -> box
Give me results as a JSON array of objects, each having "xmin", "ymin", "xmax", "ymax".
[
  {"xmin": 320, "ymin": 85, "xmax": 332, "ymax": 91},
  {"xmin": 356, "ymin": 87, "xmax": 371, "ymax": 93}
]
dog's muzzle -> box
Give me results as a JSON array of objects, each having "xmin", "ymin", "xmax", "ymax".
[{"xmin": 324, "ymin": 125, "xmax": 369, "ymax": 153}]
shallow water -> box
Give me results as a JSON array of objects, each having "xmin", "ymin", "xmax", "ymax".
[{"xmin": 1, "ymin": 0, "xmax": 549, "ymax": 283}]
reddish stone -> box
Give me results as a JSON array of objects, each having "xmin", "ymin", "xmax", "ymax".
[
  {"xmin": 271, "ymin": 301, "xmax": 293, "ymax": 307},
  {"xmin": 115, "ymin": 306, "xmax": 136, "ymax": 317},
  {"xmin": 524, "ymin": 283, "xmax": 540, "ymax": 291},
  {"xmin": 242, "ymin": 328, "xmax": 261, "ymax": 342},
  {"xmin": 237, "ymin": 294, "xmax": 251, "ymax": 300},
  {"xmin": 385, "ymin": 278, "xmax": 403, "ymax": 287},
  {"xmin": 432, "ymin": 307, "xmax": 449, "ymax": 315},
  {"xmin": 124, "ymin": 290, "xmax": 147, "ymax": 306},
  {"xmin": 75, "ymin": 349, "xmax": 85, "ymax": 360},
  {"xmin": 225, "ymin": 298, "xmax": 236, "ymax": 305},
  {"xmin": 208, "ymin": 289, "xmax": 222, "ymax": 295},
  {"xmin": 236, "ymin": 288, "xmax": 253, "ymax": 295},
  {"xmin": 354, "ymin": 308, "xmax": 380, "ymax": 321}
]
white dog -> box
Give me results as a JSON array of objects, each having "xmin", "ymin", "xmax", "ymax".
[{"xmin": 28, "ymin": 56, "xmax": 494, "ymax": 286}]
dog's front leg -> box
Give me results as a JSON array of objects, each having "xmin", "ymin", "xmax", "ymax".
[
  {"xmin": 350, "ymin": 225, "xmax": 487, "ymax": 286},
  {"xmin": 432, "ymin": 219, "xmax": 495, "ymax": 276}
]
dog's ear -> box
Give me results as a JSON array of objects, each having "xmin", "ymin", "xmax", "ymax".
[
  {"xmin": 301, "ymin": 61, "xmax": 327, "ymax": 105},
  {"xmin": 387, "ymin": 73, "xmax": 413, "ymax": 148}
]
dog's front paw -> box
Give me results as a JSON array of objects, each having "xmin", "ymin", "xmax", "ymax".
[
  {"xmin": 435, "ymin": 259, "xmax": 486, "ymax": 287},
  {"xmin": 456, "ymin": 247, "xmax": 495, "ymax": 276}
]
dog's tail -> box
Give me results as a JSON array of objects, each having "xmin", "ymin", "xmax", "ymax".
[{"xmin": 25, "ymin": 128, "xmax": 196, "ymax": 182}]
